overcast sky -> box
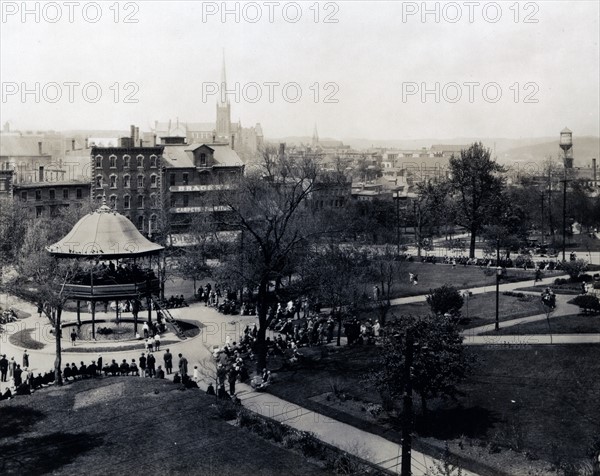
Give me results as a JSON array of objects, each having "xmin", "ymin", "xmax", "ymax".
[{"xmin": 1, "ymin": 1, "xmax": 598, "ymax": 140}]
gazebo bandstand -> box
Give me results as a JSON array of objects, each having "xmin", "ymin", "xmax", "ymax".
[{"xmin": 46, "ymin": 202, "xmax": 164, "ymax": 339}]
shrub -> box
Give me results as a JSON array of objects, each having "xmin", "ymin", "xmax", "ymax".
[
  {"xmin": 427, "ymin": 285, "xmax": 464, "ymax": 316},
  {"xmin": 571, "ymin": 295, "xmax": 600, "ymax": 314}
]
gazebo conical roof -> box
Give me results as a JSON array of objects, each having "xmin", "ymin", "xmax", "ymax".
[{"xmin": 46, "ymin": 203, "xmax": 164, "ymax": 258}]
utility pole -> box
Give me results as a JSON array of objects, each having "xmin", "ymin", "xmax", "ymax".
[
  {"xmin": 396, "ymin": 193, "xmax": 400, "ymax": 255},
  {"xmin": 495, "ymin": 239, "xmax": 500, "ymax": 331},
  {"xmin": 540, "ymin": 191, "xmax": 544, "ymax": 246},
  {"xmin": 401, "ymin": 329, "xmax": 414, "ymax": 476},
  {"xmin": 562, "ymin": 176, "xmax": 567, "ymax": 262}
]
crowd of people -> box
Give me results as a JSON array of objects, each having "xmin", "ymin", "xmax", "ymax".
[
  {"xmin": 394, "ymin": 253, "xmax": 565, "ymax": 271},
  {"xmin": 72, "ymin": 262, "xmax": 157, "ymax": 286}
]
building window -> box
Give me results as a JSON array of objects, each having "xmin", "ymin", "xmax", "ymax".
[
  {"xmin": 109, "ymin": 155, "xmax": 117, "ymax": 168},
  {"xmin": 63, "ymin": 188, "xmax": 69, "ymax": 199},
  {"xmin": 36, "ymin": 190, "xmax": 42, "ymax": 201},
  {"xmin": 182, "ymin": 173, "xmax": 189, "ymax": 185},
  {"xmin": 95, "ymin": 155, "xmax": 102, "ymax": 168},
  {"xmin": 36, "ymin": 206, "xmax": 43, "ymax": 217},
  {"xmin": 150, "ymin": 174, "xmax": 158, "ymax": 188},
  {"xmin": 150, "ymin": 155, "xmax": 157, "ymax": 168},
  {"xmin": 96, "ymin": 175, "xmax": 103, "ymax": 188},
  {"xmin": 137, "ymin": 175, "xmax": 144, "ymax": 188},
  {"xmin": 109, "ymin": 195, "xmax": 117, "ymax": 208},
  {"xmin": 150, "ymin": 214, "xmax": 157, "ymax": 232},
  {"xmin": 169, "ymin": 173, "xmax": 176, "ymax": 186},
  {"xmin": 49, "ymin": 189, "xmax": 55, "ymax": 200},
  {"xmin": 96, "ymin": 195, "xmax": 103, "ymax": 204},
  {"xmin": 200, "ymin": 153, "xmax": 206, "ymax": 165},
  {"xmin": 21, "ymin": 191, "xmax": 27, "ymax": 201},
  {"xmin": 137, "ymin": 215, "xmax": 144, "ymax": 230},
  {"xmin": 110, "ymin": 175, "xmax": 117, "ymax": 188},
  {"xmin": 124, "ymin": 155, "xmax": 131, "ymax": 168},
  {"xmin": 183, "ymin": 194, "xmax": 189, "ymax": 207},
  {"xmin": 137, "ymin": 195, "xmax": 144, "ymax": 208},
  {"xmin": 198, "ymin": 172, "xmax": 209, "ymax": 185},
  {"xmin": 76, "ymin": 188, "xmax": 82, "ymax": 199},
  {"xmin": 0, "ymin": 180, "xmax": 5, "ymax": 191},
  {"xmin": 124, "ymin": 195, "xmax": 131, "ymax": 209},
  {"xmin": 123, "ymin": 175, "xmax": 130, "ymax": 188},
  {"xmin": 136, "ymin": 155, "xmax": 144, "ymax": 168},
  {"xmin": 150, "ymin": 194, "xmax": 158, "ymax": 208},
  {"xmin": 170, "ymin": 195, "xmax": 176, "ymax": 207}
]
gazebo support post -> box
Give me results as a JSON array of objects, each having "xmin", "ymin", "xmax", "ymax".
[
  {"xmin": 76, "ymin": 301, "xmax": 81, "ymax": 327},
  {"xmin": 91, "ymin": 301, "xmax": 96, "ymax": 340},
  {"xmin": 147, "ymin": 296, "xmax": 152, "ymax": 325},
  {"xmin": 115, "ymin": 300, "xmax": 119, "ymax": 325}
]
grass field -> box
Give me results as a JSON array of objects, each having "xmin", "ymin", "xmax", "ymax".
[
  {"xmin": 482, "ymin": 313, "xmax": 600, "ymax": 335},
  {"xmin": 265, "ymin": 344, "xmax": 600, "ymax": 474},
  {"xmin": 8, "ymin": 328, "xmax": 46, "ymax": 350},
  {"xmin": 0, "ymin": 377, "xmax": 329, "ymax": 475},
  {"xmin": 362, "ymin": 291, "xmax": 544, "ymax": 329}
]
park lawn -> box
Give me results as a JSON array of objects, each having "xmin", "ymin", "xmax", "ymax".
[
  {"xmin": 366, "ymin": 292, "xmax": 544, "ymax": 329},
  {"xmin": 364, "ymin": 262, "xmax": 544, "ymax": 300},
  {"xmin": 265, "ymin": 344, "xmax": 599, "ymax": 473},
  {"xmin": 0, "ymin": 377, "xmax": 328, "ymax": 476},
  {"xmin": 481, "ymin": 313, "xmax": 600, "ymax": 335}
]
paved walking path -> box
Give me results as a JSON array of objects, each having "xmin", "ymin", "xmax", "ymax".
[{"xmin": 0, "ymin": 272, "xmax": 595, "ymax": 475}]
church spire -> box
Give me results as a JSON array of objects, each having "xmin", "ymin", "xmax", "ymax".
[
  {"xmin": 220, "ymin": 48, "xmax": 229, "ymax": 106},
  {"xmin": 312, "ymin": 123, "xmax": 319, "ymax": 146}
]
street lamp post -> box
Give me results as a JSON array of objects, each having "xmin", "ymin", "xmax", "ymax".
[{"xmin": 495, "ymin": 265, "xmax": 502, "ymax": 331}]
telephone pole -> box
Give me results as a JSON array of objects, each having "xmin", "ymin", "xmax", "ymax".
[{"xmin": 401, "ymin": 329, "xmax": 414, "ymax": 476}]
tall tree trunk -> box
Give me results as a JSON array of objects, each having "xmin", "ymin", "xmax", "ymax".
[
  {"xmin": 54, "ymin": 307, "xmax": 63, "ymax": 385},
  {"xmin": 336, "ymin": 310, "xmax": 342, "ymax": 346},
  {"xmin": 421, "ymin": 393, "xmax": 428, "ymax": 417},
  {"xmin": 469, "ymin": 227, "xmax": 477, "ymax": 258},
  {"xmin": 255, "ymin": 278, "xmax": 269, "ymax": 372}
]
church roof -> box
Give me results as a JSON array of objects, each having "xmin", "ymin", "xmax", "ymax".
[
  {"xmin": 162, "ymin": 143, "xmax": 244, "ymax": 168},
  {"xmin": 46, "ymin": 204, "xmax": 163, "ymax": 258}
]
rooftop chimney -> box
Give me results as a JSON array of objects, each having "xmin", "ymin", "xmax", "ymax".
[
  {"xmin": 231, "ymin": 134, "xmax": 235, "ymax": 150},
  {"xmin": 71, "ymin": 139, "xmax": 76, "ymax": 151}
]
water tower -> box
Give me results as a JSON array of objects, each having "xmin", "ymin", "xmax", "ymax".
[{"xmin": 560, "ymin": 127, "xmax": 573, "ymax": 168}]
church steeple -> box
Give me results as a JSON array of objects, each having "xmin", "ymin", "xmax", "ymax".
[
  {"xmin": 216, "ymin": 48, "xmax": 231, "ymax": 140},
  {"xmin": 312, "ymin": 123, "xmax": 319, "ymax": 147},
  {"xmin": 219, "ymin": 48, "xmax": 229, "ymax": 106}
]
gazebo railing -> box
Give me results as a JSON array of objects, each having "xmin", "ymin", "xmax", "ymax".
[{"xmin": 62, "ymin": 279, "xmax": 160, "ymax": 300}]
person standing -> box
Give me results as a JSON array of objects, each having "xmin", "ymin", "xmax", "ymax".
[
  {"xmin": 147, "ymin": 353, "xmax": 156, "ymax": 378},
  {"xmin": 22, "ymin": 350, "xmax": 29, "ymax": 369},
  {"xmin": 9, "ymin": 357, "xmax": 16, "ymax": 379},
  {"xmin": 0, "ymin": 355, "xmax": 8, "ymax": 382},
  {"xmin": 154, "ymin": 334, "xmax": 161, "ymax": 352},
  {"xmin": 70, "ymin": 330, "xmax": 77, "ymax": 346},
  {"xmin": 228, "ymin": 368, "xmax": 237, "ymax": 396},
  {"xmin": 97, "ymin": 355, "xmax": 103, "ymax": 376},
  {"xmin": 178, "ymin": 353, "xmax": 188, "ymax": 377},
  {"xmin": 139, "ymin": 353, "xmax": 147, "ymax": 378},
  {"xmin": 163, "ymin": 349, "xmax": 173, "ymax": 375}
]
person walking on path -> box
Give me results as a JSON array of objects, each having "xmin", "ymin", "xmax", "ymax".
[
  {"xmin": 22, "ymin": 350, "xmax": 29, "ymax": 369},
  {"xmin": 70, "ymin": 330, "xmax": 77, "ymax": 346},
  {"xmin": 147, "ymin": 353, "xmax": 156, "ymax": 378},
  {"xmin": 178, "ymin": 353, "xmax": 188, "ymax": 377},
  {"xmin": 163, "ymin": 349, "xmax": 173, "ymax": 375}
]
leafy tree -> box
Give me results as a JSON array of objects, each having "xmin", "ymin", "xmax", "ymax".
[
  {"xmin": 426, "ymin": 285, "xmax": 464, "ymax": 317},
  {"xmin": 413, "ymin": 181, "xmax": 451, "ymax": 257},
  {"xmin": 449, "ymin": 143, "xmax": 506, "ymax": 258},
  {"xmin": 368, "ymin": 315, "xmax": 472, "ymax": 415},
  {"xmin": 210, "ymin": 147, "xmax": 330, "ymax": 370}
]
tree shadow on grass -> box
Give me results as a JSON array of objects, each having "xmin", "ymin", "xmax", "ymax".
[
  {"xmin": 414, "ymin": 406, "xmax": 500, "ymax": 440},
  {"xmin": 0, "ymin": 432, "xmax": 104, "ymax": 475},
  {"xmin": 0, "ymin": 406, "xmax": 45, "ymax": 438}
]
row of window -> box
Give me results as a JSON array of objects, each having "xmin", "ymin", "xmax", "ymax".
[
  {"xmin": 95, "ymin": 174, "xmax": 159, "ymax": 189},
  {"xmin": 95, "ymin": 155, "xmax": 159, "ymax": 169},
  {"xmin": 21, "ymin": 188, "xmax": 84, "ymax": 201},
  {"xmin": 96, "ymin": 194, "xmax": 160, "ymax": 209}
]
